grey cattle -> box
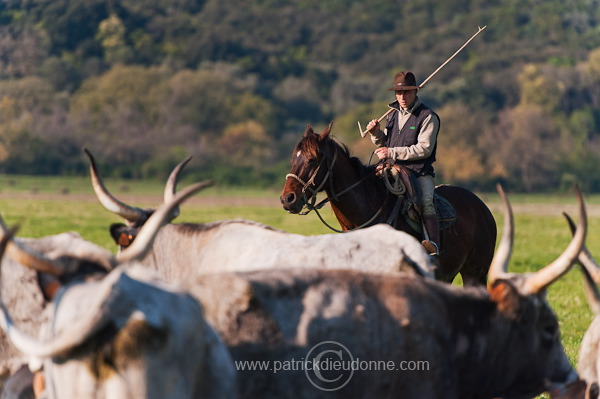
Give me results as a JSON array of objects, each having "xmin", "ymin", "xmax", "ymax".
[
  {"xmin": 0, "ymin": 183, "xmax": 236, "ymax": 399},
  {"xmin": 559, "ymin": 213, "xmax": 600, "ymax": 399},
  {"xmin": 85, "ymin": 149, "xmax": 437, "ymax": 280},
  {"xmin": 118, "ymin": 221, "xmax": 435, "ymax": 281},
  {"xmin": 185, "ymin": 185, "xmax": 584, "ymax": 399},
  {"xmin": 0, "ymin": 231, "xmax": 115, "ymax": 391}
]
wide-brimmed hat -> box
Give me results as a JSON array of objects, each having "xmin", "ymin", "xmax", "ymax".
[{"xmin": 387, "ymin": 71, "xmax": 420, "ymax": 91}]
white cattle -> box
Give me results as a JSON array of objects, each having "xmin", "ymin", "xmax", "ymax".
[
  {"xmin": 122, "ymin": 220, "xmax": 436, "ymax": 283},
  {"xmin": 0, "ymin": 183, "xmax": 237, "ymax": 399},
  {"xmin": 85, "ymin": 149, "xmax": 437, "ymax": 280}
]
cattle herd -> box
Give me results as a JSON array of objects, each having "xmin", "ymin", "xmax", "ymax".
[{"xmin": 0, "ymin": 152, "xmax": 599, "ymax": 398}]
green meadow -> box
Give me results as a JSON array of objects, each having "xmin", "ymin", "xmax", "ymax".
[{"xmin": 1, "ymin": 174, "xmax": 599, "ymax": 398}]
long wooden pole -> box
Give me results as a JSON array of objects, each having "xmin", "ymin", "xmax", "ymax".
[{"xmin": 359, "ymin": 25, "xmax": 487, "ymax": 137}]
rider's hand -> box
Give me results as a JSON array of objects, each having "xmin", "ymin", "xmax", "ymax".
[
  {"xmin": 374, "ymin": 147, "xmax": 389, "ymax": 160},
  {"xmin": 366, "ymin": 119, "xmax": 380, "ymax": 134}
]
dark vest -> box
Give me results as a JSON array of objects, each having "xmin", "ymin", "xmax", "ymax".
[{"xmin": 385, "ymin": 102, "xmax": 439, "ymax": 177}]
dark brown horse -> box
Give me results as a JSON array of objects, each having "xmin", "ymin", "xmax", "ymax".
[{"xmin": 280, "ymin": 122, "xmax": 497, "ymax": 286}]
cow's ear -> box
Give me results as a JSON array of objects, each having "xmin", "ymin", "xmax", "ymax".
[
  {"xmin": 489, "ymin": 280, "xmax": 523, "ymax": 320},
  {"xmin": 109, "ymin": 223, "xmax": 137, "ymax": 248}
]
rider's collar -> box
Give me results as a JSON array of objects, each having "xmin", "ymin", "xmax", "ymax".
[{"xmin": 388, "ymin": 97, "xmax": 421, "ymax": 115}]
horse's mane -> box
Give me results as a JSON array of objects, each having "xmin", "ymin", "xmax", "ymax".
[
  {"xmin": 328, "ymin": 135, "xmax": 374, "ymax": 178},
  {"xmin": 297, "ymin": 132, "xmax": 373, "ymax": 178}
]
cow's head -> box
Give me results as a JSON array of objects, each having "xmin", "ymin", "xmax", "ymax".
[
  {"xmin": 1, "ymin": 180, "xmax": 210, "ymax": 287},
  {"xmin": 0, "ymin": 181, "xmax": 215, "ymax": 399},
  {"xmin": 486, "ymin": 184, "xmax": 584, "ymax": 397},
  {"xmin": 84, "ymin": 149, "xmax": 213, "ymax": 249}
]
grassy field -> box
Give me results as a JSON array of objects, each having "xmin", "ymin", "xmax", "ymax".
[{"xmin": 1, "ymin": 174, "xmax": 599, "ymax": 398}]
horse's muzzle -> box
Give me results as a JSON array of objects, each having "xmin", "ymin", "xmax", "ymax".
[{"xmin": 280, "ymin": 191, "xmax": 303, "ymax": 213}]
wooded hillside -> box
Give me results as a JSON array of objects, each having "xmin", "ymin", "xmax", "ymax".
[{"xmin": 1, "ymin": 0, "xmax": 599, "ymax": 191}]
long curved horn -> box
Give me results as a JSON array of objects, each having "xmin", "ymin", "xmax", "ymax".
[
  {"xmin": 564, "ymin": 212, "xmax": 600, "ymax": 314},
  {"xmin": 116, "ymin": 180, "xmax": 213, "ymax": 263},
  {"xmin": 84, "ymin": 148, "xmax": 148, "ymax": 224},
  {"xmin": 488, "ymin": 183, "xmax": 513, "ymax": 284},
  {"xmin": 0, "ymin": 215, "xmax": 66, "ymax": 275},
  {"xmin": 164, "ymin": 155, "xmax": 193, "ymax": 203},
  {"xmin": 163, "ymin": 155, "xmax": 193, "ymax": 221},
  {"xmin": 581, "ymin": 261, "xmax": 600, "ymax": 315},
  {"xmin": 523, "ymin": 185, "xmax": 587, "ymax": 294},
  {"xmin": 564, "ymin": 211, "xmax": 600, "ymax": 283}
]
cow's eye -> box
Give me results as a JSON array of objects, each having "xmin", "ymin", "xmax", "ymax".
[{"xmin": 541, "ymin": 322, "xmax": 558, "ymax": 345}]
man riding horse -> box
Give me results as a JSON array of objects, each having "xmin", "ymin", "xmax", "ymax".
[{"xmin": 366, "ymin": 71, "xmax": 441, "ymax": 257}]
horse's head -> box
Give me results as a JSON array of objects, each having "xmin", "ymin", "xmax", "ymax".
[{"xmin": 280, "ymin": 122, "xmax": 334, "ymax": 213}]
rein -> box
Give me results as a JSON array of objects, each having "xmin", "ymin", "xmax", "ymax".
[{"xmin": 285, "ymin": 146, "xmax": 386, "ymax": 233}]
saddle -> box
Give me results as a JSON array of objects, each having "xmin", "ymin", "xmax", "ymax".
[{"xmin": 377, "ymin": 162, "xmax": 456, "ymax": 232}]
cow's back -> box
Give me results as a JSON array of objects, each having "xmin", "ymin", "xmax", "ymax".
[
  {"xmin": 143, "ymin": 222, "xmax": 435, "ymax": 280},
  {"xmin": 192, "ymin": 268, "xmax": 457, "ymax": 399}
]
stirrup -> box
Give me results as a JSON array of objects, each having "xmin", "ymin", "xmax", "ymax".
[{"xmin": 421, "ymin": 240, "xmax": 439, "ymax": 257}]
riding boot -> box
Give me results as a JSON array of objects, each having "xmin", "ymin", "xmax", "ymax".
[{"xmin": 421, "ymin": 214, "xmax": 440, "ymax": 257}]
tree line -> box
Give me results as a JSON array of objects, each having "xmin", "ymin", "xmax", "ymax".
[{"xmin": 0, "ymin": 0, "xmax": 600, "ymax": 191}]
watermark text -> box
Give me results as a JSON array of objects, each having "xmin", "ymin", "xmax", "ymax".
[{"xmin": 234, "ymin": 340, "xmax": 429, "ymax": 392}]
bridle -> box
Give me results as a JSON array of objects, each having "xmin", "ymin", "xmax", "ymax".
[
  {"xmin": 284, "ymin": 144, "xmax": 386, "ymax": 233},
  {"xmin": 285, "ymin": 149, "xmax": 338, "ymax": 215}
]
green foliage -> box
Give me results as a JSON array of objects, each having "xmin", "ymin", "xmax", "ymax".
[{"xmin": 1, "ymin": 0, "xmax": 600, "ymax": 190}]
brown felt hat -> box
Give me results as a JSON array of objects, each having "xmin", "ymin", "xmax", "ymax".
[{"xmin": 387, "ymin": 71, "xmax": 420, "ymax": 91}]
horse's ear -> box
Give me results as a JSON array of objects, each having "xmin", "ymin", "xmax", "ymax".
[
  {"xmin": 319, "ymin": 121, "xmax": 334, "ymax": 141},
  {"xmin": 304, "ymin": 124, "xmax": 314, "ymax": 137}
]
